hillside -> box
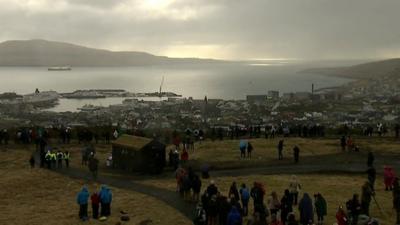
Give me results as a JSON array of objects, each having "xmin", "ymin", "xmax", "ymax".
[
  {"xmin": 302, "ymin": 58, "xmax": 400, "ymax": 79},
  {"xmin": 0, "ymin": 39, "xmax": 222, "ymax": 66}
]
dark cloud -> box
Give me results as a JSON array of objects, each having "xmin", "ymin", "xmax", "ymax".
[{"xmin": 0, "ymin": 0, "xmax": 399, "ymax": 59}]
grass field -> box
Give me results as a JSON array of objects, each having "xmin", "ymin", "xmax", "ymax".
[
  {"xmin": 0, "ymin": 136, "xmax": 399, "ymax": 224},
  {"xmin": 0, "ymin": 148, "xmax": 191, "ymax": 225}
]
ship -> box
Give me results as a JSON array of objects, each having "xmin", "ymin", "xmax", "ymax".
[{"xmin": 48, "ymin": 66, "xmax": 71, "ymax": 71}]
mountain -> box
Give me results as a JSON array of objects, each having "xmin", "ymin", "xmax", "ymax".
[
  {"xmin": 302, "ymin": 58, "xmax": 400, "ymax": 79},
  {"xmin": 0, "ymin": 39, "xmax": 223, "ymax": 66}
]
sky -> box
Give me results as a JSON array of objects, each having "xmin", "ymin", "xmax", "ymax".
[{"xmin": 0, "ymin": 0, "xmax": 400, "ymax": 60}]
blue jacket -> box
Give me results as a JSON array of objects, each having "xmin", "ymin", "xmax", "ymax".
[
  {"xmin": 99, "ymin": 186, "xmax": 112, "ymax": 204},
  {"xmin": 240, "ymin": 188, "xmax": 250, "ymax": 202},
  {"xmin": 227, "ymin": 207, "xmax": 242, "ymax": 225},
  {"xmin": 77, "ymin": 187, "xmax": 89, "ymax": 205}
]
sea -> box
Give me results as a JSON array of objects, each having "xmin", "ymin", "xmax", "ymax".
[{"xmin": 0, "ymin": 61, "xmax": 354, "ymax": 112}]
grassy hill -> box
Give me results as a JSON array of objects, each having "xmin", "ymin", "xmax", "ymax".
[
  {"xmin": 0, "ymin": 39, "xmax": 223, "ymax": 66},
  {"xmin": 302, "ymin": 58, "xmax": 400, "ymax": 79}
]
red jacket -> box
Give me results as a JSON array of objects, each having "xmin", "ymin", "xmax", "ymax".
[
  {"xmin": 91, "ymin": 193, "xmax": 100, "ymax": 205},
  {"xmin": 336, "ymin": 210, "xmax": 347, "ymax": 225}
]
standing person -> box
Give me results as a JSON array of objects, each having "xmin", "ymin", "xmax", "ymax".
[
  {"xmin": 393, "ymin": 178, "xmax": 400, "ymax": 225},
  {"xmin": 361, "ymin": 181, "xmax": 374, "ymax": 216},
  {"xmin": 239, "ymin": 183, "xmax": 250, "ymax": 217},
  {"xmin": 278, "ymin": 140, "xmax": 284, "ymax": 160},
  {"xmin": 239, "ymin": 140, "xmax": 247, "ymax": 159},
  {"xmin": 314, "ymin": 193, "xmax": 327, "ymax": 225},
  {"xmin": 227, "ymin": 206, "xmax": 242, "ymax": 225},
  {"xmin": 293, "ymin": 145, "xmax": 300, "ymax": 164},
  {"xmin": 76, "ymin": 186, "xmax": 90, "ymax": 221},
  {"xmin": 384, "ymin": 166, "xmax": 396, "ymax": 191},
  {"xmin": 192, "ymin": 175, "xmax": 202, "ymax": 202},
  {"xmin": 346, "ymin": 194, "xmax": 361, "ymax": 225},
  {"xmin": 45, "ymin": 150, "xmax": 52, "ymax": 169},
  {"xmin": 88, "ymin": 156, "xmax": 99, "ymax": 180},
  {"xmin": 29, "ymin": 154, "xmax": 35, "ymax": 168},
  {"xmin": 289, "ymin": 175, "xmax": 301, "ymax": 205},
  {"xmin": 64, "ymin": 151, "xmax": 70, "ymax": 168},
  {"xmin": 367, "ymin": 151, "xmax": 374, "ymax": 167},
  {"xmin": 247, "ymin": 141, "xmax": 253, "ymax": 158},
  {"xmin": 346, "ymin": 136, "xmax": 353, "ymax": 151},
  {"xmin": 281, "ymin": 189, "xmax": 293, "ymax": 225},
  {"xmin": 335, "ymin": 206, "xmax": 348, "ymax": 225},
  {"xmin": 91, "ymin": 191, "xmax": 100, "ymax": 219},
  {"xmin": 99, "ymin": 185, "xmax": 112, "ymax": 217},
  {"xmin": 229, "ymin": 182, "xmax": 240, "ymax": 203},
  {"xmin": 298, "ymin": 193, "xmax": 314, "ymax": 225},
  {"xmin": 251, "ymin": 182, "xmax": 265, "ymax": 212},
  {"xmin": 340, "ymin": 136, "xmax": 346, "ymax": 151},
  {"xmin": 366, "ymin": 166, "xmax": 376, "ymax": 190},
  {"xmin": 56, "ymin": 150, "xmax": 63, "ymax": 169},
  {"xmin": 194, "ymin": 202, "xmax": 207, "ymax": 225},
  {"xmin": 267, "ymin": 191, "xmax": 281, "ymax": 216}
]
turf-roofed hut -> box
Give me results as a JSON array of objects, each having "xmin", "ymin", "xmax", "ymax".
[{"xmin": 112, "ymin": 135, "xmax": 166, "ymax": 174}]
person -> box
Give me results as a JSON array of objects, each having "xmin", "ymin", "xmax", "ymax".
[
  {"xmin": 206, "ymin": 180, "xmax": 218, "ymax": 197},
  {"xmin": 240, "ymin": 183, "xmax": 250, "ymax": 217},
  {"xmin": 287, "ymin": 212, "xmax": 299, "ymax": 225},
  {"xmin": 207, "ymin": 195, "xmax": 218, "ymax": 225},
  {"xmin": 217, "ymin": 195, "xmax": 231, "ymax": 225},
  {"xmin": 247, "ymin": 141, "xmax": 253, "ymax": 158},
  {"xmin": 29, "ymin": 154, "xmax": 35, "ymax": 168},
  {"xmin": 56, "ymin": 150, "xmax": 63, "ymax": 169},
  {"xmin": 340, "ymin": 136, "xmax": 346, "ymax": 151},
  {"xmin": 346, "ymin": 136, "xmax": 353, "ymax": 151},
  {"xmin": 77, "ymin": 186, "xmax": 90, "ymax": 221},
  {"xmin": 289, "ymin": 175, "xmax": 301, "ymax": 205},
  {"xmin": 251, "ymin": 182, "xmax": 265, "ymax": 211},
  {"xmin": 384, "ymin": 166, "xmax": 395, "ymax": 191},
  {"xmin": 45, "ymin": 150, "xmax": 52, "ymax": 169},
  {"xmin": 367, "ymin": 166, "xmax": 376, "ymax": 190},
  {"xmin": 293, "ymin": 145, "xmax": 300, "ymax": 163},
  {"xmin": 88, "ymin": 156, "xmax": 99, "ymax": 179},
  {"xmin": 240, "ymin": 140, "xmax": 247, "ymax": 158},
  {"xmin": 278, "ymin": 140, "xmax": 284, "ymax": 160},
  {"xmin": 335, "ymin": 206, "xmax": 348, "ymax": 225},
  {"xmin": 227, "ymin": 206, "xmax": 242, "ymax": 225},
  {"xmin": 181, "ymin": 149, "xmax": 189, "ymax": 165},
  {"xmin": 193, "ymin": 202, "xmax": 207, "ymax": 225},
  {"xmin": 314, "ymin": 193, "xmax": 327, "ymax": 225},
  {"xmin": 229, "ymin": 182, "xmax": 240, "ymax": 203},
  {"xmin": 280, "ymin": 189, "xmax": 293, "ymax": 225},
  {"xmin": 91, "ymin": 191, "xmax": 100, "ymax": 219},
  {"xmin": 99, "ymin": 185, "xmax": 112, "ymax": 217},
  {"xmin": 267, "ymin": 191, "xmax": 281, "ymax": 216},
  {"xmin": 64, "ymin": 151, "xmax": 70, "ymax": 168},
  {"xmin": 367, "ymin": 151, "xmax": 374, "ymax": 167},
  {"xmin": 192, "ymin": 175, "xmax": 202, "ymax": 202},
  {"xmin": 393, "ymin": 178, "xmax": 400, "ymax": 225},
  {"xmin": 346, "ymin": 194, "xmax": 361, "ymax": 225},
  {"xmin": 361, "ymin": 181, "xmax": 374, "ymax": 216},
  {"xmin": 298, "ymin": 193, "xmax": 313, "ymax": 225}
]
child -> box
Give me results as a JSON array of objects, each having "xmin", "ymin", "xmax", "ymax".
[{"xmin": 91, "ymin": 191, "xmax": 100, "ymax": 219}]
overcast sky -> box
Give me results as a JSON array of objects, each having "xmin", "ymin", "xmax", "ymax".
[{"xmin": 1, "ymin": 0, "xmax": 400, "ymax": 60}]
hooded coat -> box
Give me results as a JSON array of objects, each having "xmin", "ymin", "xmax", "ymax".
[
  {"xmin": 77, "ymin": 187, "xmax": 89, "ymax": 205},
  {"xmin": 298, "ymin": 193, "xmax": 313, "ymax": 224},
  {"xmin": 227, "ymin": 207, "xmax": 242, "ymax": 225},
  {"xmin": 314, "ymin": 195, "xmax": 327, "ymax": 216},
  {"xmin": 99, "ymin": 186, "xmax": 112, "ymax": 204}
]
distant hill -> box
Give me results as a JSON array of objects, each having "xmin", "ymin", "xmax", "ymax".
[
  {"xmin": 0, "ymin": 39, "xmax": 224, "ymax": 66},
  {"xmin": 302, "ymin": 58, "xmax": 400, "ymax": 79}
]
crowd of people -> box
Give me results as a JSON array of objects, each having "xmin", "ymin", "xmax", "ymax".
[{"xmin": 76, "ymin": 185, "xmax": 113, "ymax": 221}]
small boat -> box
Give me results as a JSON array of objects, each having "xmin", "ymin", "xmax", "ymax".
[{"xmin": 48, "ymin": 66, "xmax": 71, "ymax": 71}]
